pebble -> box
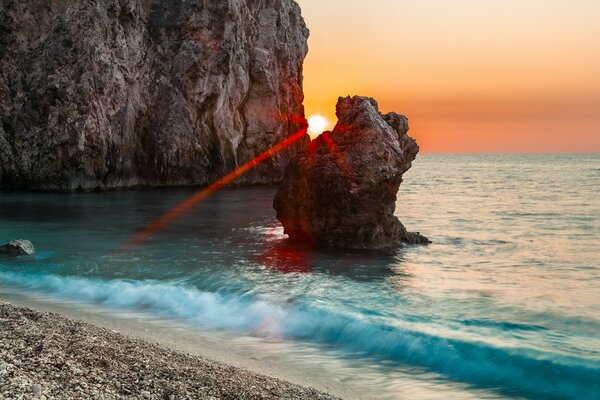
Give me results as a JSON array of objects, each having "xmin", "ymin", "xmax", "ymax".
[{"xmin": 31, "ymin": 384, "xmax": 42, "ymax": 394}]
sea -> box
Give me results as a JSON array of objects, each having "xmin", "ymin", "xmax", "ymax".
[{"xmin": 1, "ymin": 154, "xmax": 599, "ymax": 399}]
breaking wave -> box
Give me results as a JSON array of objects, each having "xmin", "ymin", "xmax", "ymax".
[{"xmin": 1, "ymin": 271, "xmax": 598, "ymax": 399}]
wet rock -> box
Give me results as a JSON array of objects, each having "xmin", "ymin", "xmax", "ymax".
[
  {"xmin": 0, "ymin": 0, "xmax": 308, "ymax": 190},
  {"xmin": 0, "ymin": 239, "xmax": 35, "ymax": 256},
  {"xmin": 274, "ymin": 96, "xmax": 430, "ymax": 250}
]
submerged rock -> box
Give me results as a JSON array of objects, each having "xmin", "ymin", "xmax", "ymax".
[
  {"xmin": 0, "ymin": 239, "xmax": 35, "ymax": 255},
  {"xmin": 0, "ymin": 0, "xmax": 308, "ymax": 190},
  {"xmin": 274, "ymin": 96, "xmax": 429, "ymax": 250}
]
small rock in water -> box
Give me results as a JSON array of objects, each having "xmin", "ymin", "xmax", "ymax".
[{"xmin": 0, "ymin": 239, "xmax": 35, "ymax": 256}]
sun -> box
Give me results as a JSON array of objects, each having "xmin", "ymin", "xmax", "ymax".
[{"xmin": 307, "ymin": 115, "xmax": 330, "ymax": 139}]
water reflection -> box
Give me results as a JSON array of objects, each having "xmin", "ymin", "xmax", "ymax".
[{"xmin": 257, "ymin": 239, "xmax": 312, "ymax": 274}]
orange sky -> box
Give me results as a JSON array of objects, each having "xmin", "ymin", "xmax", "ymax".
[{"xmin": 296, "ymin": 0, "xmax": 600, "ymax": 153}]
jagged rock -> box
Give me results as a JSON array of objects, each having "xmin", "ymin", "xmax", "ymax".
[
  {"xmin": 0, "ymin": 239, "xmax": 35, "ymax": 256},
  {"xmin": 0, "ymin": 0, "xmax": 308, "ymax": 190},
  {"xmin": 274, "ymin": 96, "xmax": 429, "ymax": 250}
]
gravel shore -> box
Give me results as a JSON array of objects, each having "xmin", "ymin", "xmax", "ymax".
[{"xmin": 0, "ymin": 301, "xmax": 340, "ymax": 400}]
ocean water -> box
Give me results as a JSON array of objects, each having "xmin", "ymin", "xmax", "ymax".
[{"xmin": 1, "ymin": 154, "xmax": 599, "ymax": 399}]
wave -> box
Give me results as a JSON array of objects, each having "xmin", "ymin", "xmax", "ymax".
[
  {"xmin": 0, "ymin": 272, "xmax": 284, "ymax": 333},
  {"xmin": 1, "ymin": 271, "xmax": 598, "ymax": 399}
]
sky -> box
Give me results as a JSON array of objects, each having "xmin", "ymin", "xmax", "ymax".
[{"xmin": 296, "ymin": 0, "xmax": 600, "ymax": 153}]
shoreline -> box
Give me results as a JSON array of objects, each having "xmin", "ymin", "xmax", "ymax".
[
  {"xmin": 0, "ymin": 298, "xmax": 341, "ymax": 400},
  {"xmin": 0, "ymin": 182, "xmax": 280, "ymax": 194}
]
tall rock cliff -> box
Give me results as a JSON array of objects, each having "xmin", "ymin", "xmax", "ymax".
[{"xmin": 0, "ymin": 0, "xmax": 308, "ymax": 190}]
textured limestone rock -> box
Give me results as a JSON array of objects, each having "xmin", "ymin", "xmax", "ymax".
[
  {"xmin": 0, "ymin": 0, "xmax": 308, "ymax": 190},
  {"xmin": 274, "ymin": 96, "xmax": 429, "ymax": 250},
  {"xmin": 0, "ymin": 239, "xmax": 35, "ymax": 256}
]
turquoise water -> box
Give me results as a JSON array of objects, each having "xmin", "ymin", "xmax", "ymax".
[{"xmin": 1, "ymin": 155, "xmax": 599, "ymax": 399}]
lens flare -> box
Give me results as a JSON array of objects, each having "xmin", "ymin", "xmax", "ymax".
[{"xmin": 123, "ymin": 122, "xmax": 308, "ymax": 251}]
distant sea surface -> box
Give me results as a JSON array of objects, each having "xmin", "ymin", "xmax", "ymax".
[{"xmin": 1, "ymin": 155, "xmax": 599, "ymax": 399}]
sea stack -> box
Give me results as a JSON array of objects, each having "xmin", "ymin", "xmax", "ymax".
[
  {"xmin": 274, "ymin": 96, "xmax": 429, "ymax": 250},
  {"xmin": 0, "ymin": 0, "xmax": 308, "ymax": 190}
]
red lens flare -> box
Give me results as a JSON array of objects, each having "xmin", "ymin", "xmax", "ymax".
[
  {"xmin": 257, "ymin": 241, "xmax": 312, "ymax": 274},
  {"xmin": 287, "ymin": 129, "xmax": 355, "ymax": 245},
  {"xmin": 320, "ymin": 132, "xmax": 353, "ymax": 178},
  {"xmin": 307, "ymin": 131, "xmax": 353, "ymax": 179},
  {"xmin": 122, "ymin": 121, "xmax": 308, "ymax": 251}
]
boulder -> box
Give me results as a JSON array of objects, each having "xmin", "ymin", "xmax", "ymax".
[
  {"xmin": 0, "ymin": 239, "xmax": 35, "ymax": 256},
  {"xmin": 0, "ymin": 0, "xmax": 308, "ymax": 190},
  {"xmin": 274, "ymin": 96, "xmax": 429, "ymax": 250}
]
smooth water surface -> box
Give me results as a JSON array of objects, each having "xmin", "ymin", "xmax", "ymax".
[{"xmin": 1, "ymin": 155, "xmax": 599, "ymax": 399}]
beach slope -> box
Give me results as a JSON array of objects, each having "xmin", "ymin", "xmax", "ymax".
[{"xmin": 0, "ymin": 301, "xmax": 338, "ymax": 400}]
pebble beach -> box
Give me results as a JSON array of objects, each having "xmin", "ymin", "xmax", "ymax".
[{"xmin": 0, "ymin": 301, "xmax": 339, "ymax": 400}]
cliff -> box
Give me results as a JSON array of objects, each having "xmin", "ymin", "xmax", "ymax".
[
  {"xmin": 0, "ymin": 0, "xmax": 308, "ymax": 190},
  {"xmin": 274, "ymin": 96, "xmax": 430, "ymax": 250}
]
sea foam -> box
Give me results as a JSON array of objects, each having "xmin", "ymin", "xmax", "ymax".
[{"xmin": 1, "ymin": 271, "xmax": 598, "ymax": 399}]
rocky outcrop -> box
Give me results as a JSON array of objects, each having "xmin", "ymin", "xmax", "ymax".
[
  {"xmin": 274, "ymin": 96, "xmax": 429, "ymax": 250},
  {"xmin": 0, "ymin": 0, "xmax": 308, "ymax": 190},
  {"xmin": 0, "ymin": 239, "xmax": 35, "ymax": 256}
]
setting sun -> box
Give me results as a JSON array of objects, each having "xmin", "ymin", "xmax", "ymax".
[
  {"xmin": 307, "ymin": 115, "xmax": 331, "ymax": 138},
  {"xmin": 298, "ymin": 0, "xmax": 600, "ymax": 153}
]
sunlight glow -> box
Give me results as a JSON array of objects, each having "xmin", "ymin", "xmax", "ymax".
[
  {"xmin": 307, "ymin": 115, "xmax": 331, "ymax": 138},
  {"xmin": 297, "ymin": 0, "xmax": 600, "ymax": 153}
]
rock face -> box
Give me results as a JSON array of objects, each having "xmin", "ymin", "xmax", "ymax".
[
  {"xmin": 0, "ymin": 0, "xmax": 308, "ymax": 190},
  {"xmin": 274, "ymin": 96, "xmax": 429, "ymax": 250},
  {"xmin": 0, "ymin": 239, "xmax": 35, "ymax": 256}
]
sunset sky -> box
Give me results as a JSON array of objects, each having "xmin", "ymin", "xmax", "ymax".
[{"xmin": 296, "ymin": 0, "xmax": 600, "ymax": 153}]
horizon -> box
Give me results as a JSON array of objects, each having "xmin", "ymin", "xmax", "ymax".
[{"xmin": 297, "ymin": 0, "xmax": 600, "ymax": 154}]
